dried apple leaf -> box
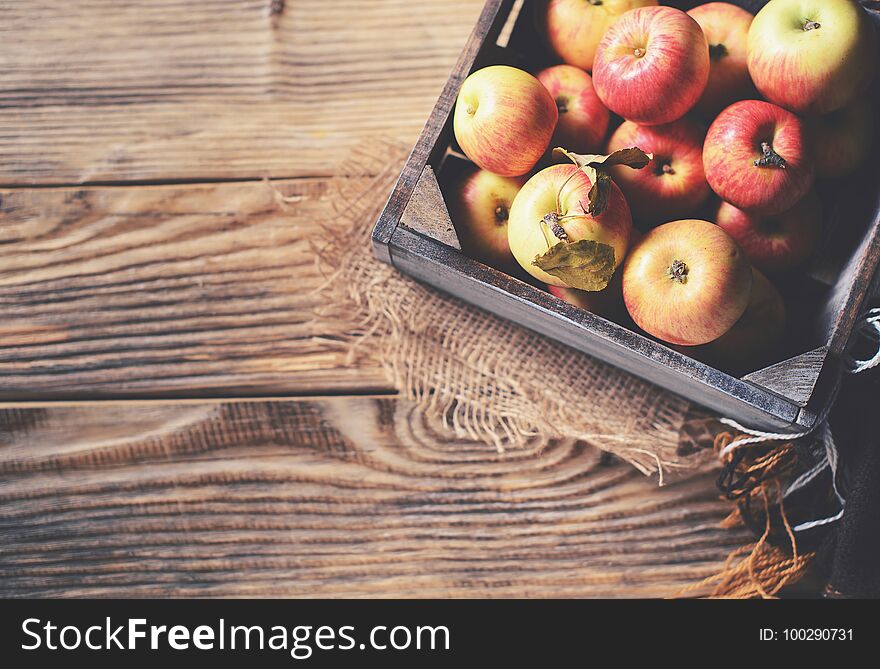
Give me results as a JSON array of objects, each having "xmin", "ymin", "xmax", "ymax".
[
  {"xmin": 586, "ymin": 171, "xmax": 613, "ymax": 217},
  {"xmin": 553, "ymin": 146, "xmax": 652, "ymax": 217},
  {"xmin": 533, "ymin": 239, "xmax": 616, "ymax": 292},
  {"xmin": 553, "ymin": 146, "xmax": 653, "ymax": 172}
]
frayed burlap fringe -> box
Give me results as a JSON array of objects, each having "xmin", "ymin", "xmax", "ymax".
[
  {"xmin": 307, "ymin": 139, "xmax": 719, "ymax": 478},
  {"xmin": 677, "ymin": 433, "xmax": 815, "ymax": 598}
]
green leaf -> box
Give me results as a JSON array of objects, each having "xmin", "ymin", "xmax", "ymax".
[{"xmin": 533, "ymin": 239, "xmax": 616, "ymax": 292}]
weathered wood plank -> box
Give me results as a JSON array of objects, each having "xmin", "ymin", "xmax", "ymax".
[
  {"xmin": 0, "ymin": 177, "xmax": 391, "ymax": 399},
  {"xmin": 0, "ymin": 398, "xmax": 746, "ymax": 598},
  {"xmin": 0, "ymin": 0, "xmax": 484, "ymax": 184}
]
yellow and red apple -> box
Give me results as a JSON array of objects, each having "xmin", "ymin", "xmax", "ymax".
[
  {"xmin": 537, "ymin": 65, "xmax": 610, "ymax": 155},
  {"xmin": 606, "ymin": 118, "xmax": 710, "ymax": 226},
  {"xmin": 715, "ymin": 189, "xmax": 822, "ymax": 272},
  {"xmin": 547, "ymin": 229, "xmax": 641, "ymax": 321},
  {"xmin": 687, "ymin": 2, "xmax": 756, "ymax": 116},
  {"xmin": 449, "ymin": 167, "xmax": 526, "ymax": 272},
  {"xmin": 703, "ymin": 99, "xmax": 814, "ymax": 215},
  {"xmin": 537, "ymin": 0, "xmax": 658, "ymax": 72},
  {"xmin": 622, "ymin": 219, "xmax": 752, "ymax": 346},
  {"xmin": 453, "ymin": 65, "xmax": 558, "ymax": 177},
  {"xmin": 593, "ymin": 6, "xmax": 710, "ymax": 126},
  {"xmin": 747, "ymin": 0, "xmax": 877, "ymax": 115},
  {"xmin": 508, "ymin": 164, "xmax": 633, "ymax": 289}
]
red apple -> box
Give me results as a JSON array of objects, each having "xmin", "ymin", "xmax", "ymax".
[
  {"xmin": 508, "ymin": 163, "xmax": 632, "ymax": 289},
  {"xmin": 592, "ymin": 6, "xmax": 710, "ymax": 126},
  {"xmin": 809, "ymin": 98, "xmax": 876, "ymax": 180},
  {"xmin": 703, "ymin": 99, "xmax": 814, "ymax": 215},
  {"xmin": 747, "ymin": 0, "xmax": 877, "ymax": 115},
  {"xmin": 537, "ymin": 0, "xmax": 658, "ymax": 72},
  {"xmin": 606, "ymin": 118, "xmax": 710, "ymax": 226},
  {"xmin": 714, "ymin": 190, "xmax": 822, "ymax": 272},
  {"xmin": 697, "ymin": 268, "xmax": 786, "ymax": 370},
  {"xmin": 537, "ymin": 65, "xmax": 610, "ymax": 154},
  {"xmin": 449, "ymin": 167, "xmax": 526, "ymax": 272},
  {"xmin": 622, "ymin": 219, "xmax": 752, "ymax": 346},
  {"xmin": 687, "ymin": 2, "xmax": 755, "ymax": 116},
  {"xmin": 453, "ymin": 65, "xmax": 558, "ymax": 177}
]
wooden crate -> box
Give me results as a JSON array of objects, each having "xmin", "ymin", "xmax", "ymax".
[{"xmin": 372, "ymin": 0, "xmax": 880, "ymax": 432}]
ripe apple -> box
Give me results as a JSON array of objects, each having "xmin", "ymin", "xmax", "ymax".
[
  {"xmin": 453, "ymin": 65, "xmax": 558, "ymax": 177},
  {"xmin": 696, "ymin": 268, "xmax": 786, "ymax": 371},
  {"xmin": 547, "ymin": 230, "xmax": 640, "ymax": 321},
  {"xmin": 537, "ymin": 65, "xmax": 610, "ymax": 155},
  {"xmin": 687, "ymin": 2, "xmax": 755, "ymax": 116},
  {"xmin": 548, "ymin": 277, "xmax": 624, "ymax": 322},
  {"xmin": 622, "ymin": 219, "xmax": 752, "ymax": 346},
  {"xmin": 606, "ymin": 118, "xmax": 710, "ymax": 225},
  {"xmin": 714, "ymin": 189, "xmax": 822, "ymax": 272},
  {"xmin": 508, "ymin": 163, "xmax": 632, "ymax": 288},
  {"xmin": 592, "ymin": 6, "xmax": 710, "ymax": 126},
  {"xmin": 537, "ymin": 0, "xmax": 658, "ymax": 72},
  {"xmin": 809, "ymin": 98, "xmax": 876, "ymax": 180},
  {"xmin": 703, "ymin": 99, "xmax": 814, "ymax": 215},
  {"xmin": 448, "ymin": 167, "xmax": 526, "ymax": 272},
  {"xmin": 747, "ymin": 0, "xmax": 877, "ymax": 115}
]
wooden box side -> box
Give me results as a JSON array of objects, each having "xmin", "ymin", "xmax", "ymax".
[{"xmin": 371, "ymin": 0, "xmax": 513, "ymax": 263}]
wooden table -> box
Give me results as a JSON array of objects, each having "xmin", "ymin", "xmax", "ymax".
[{"xmin": 0, "ymin": 0, "xmax": 748, "ymax": 598}]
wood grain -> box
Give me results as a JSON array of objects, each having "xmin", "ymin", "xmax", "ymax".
[
  {"xmin": 0, "ymin": 398, "xmax": 747, "ymax": 598},
  {"xmin": 0, "ymin": 176, "xmax": 392, "ymax": 399},
  {"xmin": 0, "ymin": 0, "xmax": 752, "ymax": 600},
  {"xmin": 0, "ymin": 0, "xmax": 485, "ymax": 184}
]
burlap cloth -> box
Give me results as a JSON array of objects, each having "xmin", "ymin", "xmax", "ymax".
[{"xmin": 311, "ymin": 140, "xmax": 721, "ymax": 481}]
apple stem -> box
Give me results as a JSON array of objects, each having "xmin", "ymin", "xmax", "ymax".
[
  {"xmin": 656, "ymin": 162, "xmax": 675, "ymax": 176},
  {"xmin": 556, "ymin": 167, "xmax": 583, "ymax": 216},
  {"xmin": 543, "ymin": 212, "xmax": 569, "ymax": 241},
  {"xmin": 667, "ymin": 259, "xmax": 689, "ymax": 284},
  {"xmin": 708, "ymin": 43, "xmax": 728, "ymax": 61},
  {"xmin": 494, "ymin": 204, "xmax": 509, "ymax": 223},
  {"xmin": 803, "ymin": 20, "xmax": 820, "ymax": 31},
  {"xmin": 633, "ymin": 47, "xmax": 645, "ymax": 58},
  {"xmin": 555, "ymin": 96, "xmax": 569, "ymax": 114},
  {"xmin": 754, "ymin": 141, "xmax": 787, "ymax": 169}
]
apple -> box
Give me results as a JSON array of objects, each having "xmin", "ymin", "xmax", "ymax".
[
  {"xmin": 453, "ymin": 65, "xmax": 558, "ymax": 177},
  {"xmin": 687, "ymin": 2, "xmax": 755, "ymax": 116},
  {"xmin": 696, "ymin": 268, "xmax": 786, "ymax": 371},
  {"xmin": 622, "ymin": 219, "xmax": 752, "ymax": 346},
  {"xmin": 548, "ymin": 277, "xmax": 624, "ymax": 321},
  {"xmin": 449, "ymin": 167, "xmax": 526, "ymax": 272},
  {"xmin": 809, "ymin": 98, "xmax": 876, "ymax": 180},
  {"xmin": 747, "ymin": 0, "xmax": 877, "ymax": 115},
  {"xmin": 714, "ymin": 189, "xmax": 822, "ymax": 272},
  {"xmin": 592, "ymin": 6, "xmax": 710, "ymax": 126},
  {"xmin": 537, "ymin": 65, "xmax": 610, "ymax": 155},
  {"xmin": 703, "ymin": 99, "xmax": 814, "ymax": 215},
  {"xmin": 508, "ymin": 163, "xmax": 632, "ymax": 288},
  {"xmin": 606, "ymin": 118, "xmax": 710, "ymax": 226},
  {"xmin": 537, "ymin": 0, "xmax": 658, "ymax": 72},
  {"xmin": 547, "ymin": 230, "xmax": 640, "ymax": 321}
]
